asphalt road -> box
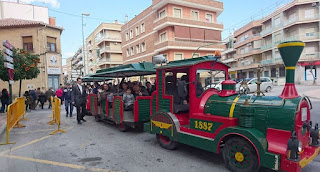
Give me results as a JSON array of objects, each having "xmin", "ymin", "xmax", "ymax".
[{"xmin": 0, "ymin": 85, "xmax": 319, "ymax": 172}]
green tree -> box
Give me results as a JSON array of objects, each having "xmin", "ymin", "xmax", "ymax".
[{"xmin": 0, "ymin": 49, "xmax": 40, "ymax": 96}]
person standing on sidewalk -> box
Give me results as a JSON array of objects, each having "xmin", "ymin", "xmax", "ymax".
[
  {"xmin": 23, "ymin": 91, "xmax": 32, "ymax": 112},
  {"xmin": 55, "ymin": 87, "xmax": 63, "ymax": 104},
  {"xmin": 45, "ymin": 88, "xmax": 55, "ymax": 109},
  {"xmin": 0, "ymin": 89, "xmax": 9, "ymax": 113},
  {"xmin": 30, "ymin": 89, "xmax": 37, "ymax": 110},
  {"xmin": 35, "ymin": 88, "xmax": 42, "ymax": 107},
  {"xmin": 71, "ymin": 78, "xmax": 87, "ymax": 124},
  {"xmin": 63, "ymin": 83, "xmax": 73, "ymax": 117}
]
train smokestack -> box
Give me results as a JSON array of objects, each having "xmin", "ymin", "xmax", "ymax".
[{"xmin": 278, "ymin": 41, "xmax": 305, "ymax": 99}]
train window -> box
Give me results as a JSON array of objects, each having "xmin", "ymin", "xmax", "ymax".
[
  {"xmin": 165, "ymin": 71, "xmax": 189, "ymax": 104},
  {"xmin": 196, "ymin": 69, "xmax": 226, "ymax": 97}
]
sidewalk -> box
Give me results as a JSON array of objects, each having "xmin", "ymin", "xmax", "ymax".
[
  {"xmin": 303, "ymin": 89, "xmax": 320, "ymax": 100},
  {"xmin": 0, "ymin": 113, "xmax": 7, "ymax": 137}
]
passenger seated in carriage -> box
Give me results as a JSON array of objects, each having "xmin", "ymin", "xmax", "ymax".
[
  {"xmin": 98, "ymin": 83, "xmax": 114, "ymax": 108},
  {"xmin": 123, "ymin": 89, "xmax": 134, "ymax": 111},
  {"xmin": 133, "ymin": 84, "xmax": 149, "ymax": 98}
]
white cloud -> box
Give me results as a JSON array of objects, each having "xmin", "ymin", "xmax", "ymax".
[{"xmin": 11, "ymin": 0, "xmax": 61, "ymax": 8}]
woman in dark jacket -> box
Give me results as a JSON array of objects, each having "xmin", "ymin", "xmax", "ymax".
[
  {"xmin": 0, "ymin": 89, "xmax": 9, "ymax": 113},
  {"xmin": 38, "ymin": 93, "xmax": 47, "ymax": 109},
  {"xmin": 23, "ymin": 91, "xmax": 33, "ymax": 112}
]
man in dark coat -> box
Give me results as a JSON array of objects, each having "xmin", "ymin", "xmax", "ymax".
[
  {"xmin": 71, "ymin": 78, "xmax": 87, "ymax": 124},
  {"xmin": 63, "ymin": 83, "xmax": 73, "ymax": 117}
]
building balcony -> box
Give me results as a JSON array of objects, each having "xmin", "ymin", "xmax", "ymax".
[
  {"xmin": 261, "ymin": 44, "xmax": 273, "ymax": 51},
  {"xmin": 99, "ymin": 46, "xmax": 122, "ymax": 55},
  {"xmin": 261, "ymin": 59, "xmax": 273, "ymax": 65},
  {"xmin": 261, "ymin": 27, "xmax": 273, "ymax": 37},
  {"xmin": 300, "ymin": 52, "xmax": 320, "ymax": 61},
  {"xmin": 152, "ymin": 0, "xmax": 223, "ymax": 15},
  {"xmin": 222, "ymin": 48, "xmax": 236, "ymax": 55},
  {"xmin": 96, "ymin": 35, "xmax": 122, "ymax": 45},
  {"xmin": 154, "ymin": 40, "xmax": 225, "ymax": 52},
  {"xmin": 234, "ymin": 34, "xmax": 261, "ymax": 49},
  {"xmin": 283, "ymin": 15, "xmax": 320, "ymax": 29},
  {"xmin": 98, "ymin": 58, "xmax": 123, "ymax": 66},
  {"xmin": 222, "ymin": 57, "xmax": 236, "ymax": 64},
  {"xmin": 232, "ymin": 62, "xmax": 260, "ymax": 71},
  {"xmin": 235, "ymin": 48, "xmax": 262, "ymax": 59},
  {"xmin": 153, "ymin": 16, "xmax": 223, "ymax": 32}
]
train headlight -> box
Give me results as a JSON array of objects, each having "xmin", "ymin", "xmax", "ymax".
[{"xmin": 298, "ymin": 141, "xmax": 302, "ymax": 152}]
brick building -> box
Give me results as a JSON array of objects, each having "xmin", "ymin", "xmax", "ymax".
[
  {"xmin": 86, "ymin": 22, "xmax": 123, "ymax": 74},
  {"xmin": 121, "ymin": 0, "xmax": 224, "ymax": 64}
]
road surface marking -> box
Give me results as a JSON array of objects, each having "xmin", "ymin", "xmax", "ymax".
[
  {"xmin": 11, "ymin": 128, "xmax": 54, "ymax": 134},
  {"xmin": 0, "ymin": 154, "xmax": 116, "ymax": 172},
  {"xmin": 0, "ymin": 126, "xmax": 73, "ymax": 155}
]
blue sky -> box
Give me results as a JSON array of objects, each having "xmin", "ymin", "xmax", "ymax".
[{"xmin": 16, "ymin": 0, "xmax": 292, "ymax": 64}]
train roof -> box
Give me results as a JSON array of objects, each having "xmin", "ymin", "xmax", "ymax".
[
  {"xmin": 157, "ymin": 55, "xmax": 229, "ymax": 69},
  {"xmin": 93, "ymin": 62, "xmax": 156, "ymax": 77},
  {"xmin": 82, "ymin": 75, "xmax": 112, "ymax": 82}
]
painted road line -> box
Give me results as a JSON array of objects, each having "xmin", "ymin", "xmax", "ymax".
[
  {"xmin": 0, "ymin": 154, "xmax": 116, "ymax": 172},
  {"xmin": 0, "ymin": 126, "xmax": 73, "ymax": 155},
  {"xmin": 11, "ymin": 128, "xmax": 55, "ymax": 134}
]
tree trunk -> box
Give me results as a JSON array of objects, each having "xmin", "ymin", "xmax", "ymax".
[{"xmin": 19, "ymin": 79, "xmax": 22, "ymax": 97}]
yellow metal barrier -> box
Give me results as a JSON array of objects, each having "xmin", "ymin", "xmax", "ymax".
[
  {"xmin": 15, "ymin": 97, "xmax": 28, "ymax": 121},
  {"xmin": 50, "ymin": 97, "xmax": 66, "ymax": 135},
  {"xmin": 0, "ymin": 97, "xmax": 26, "ymax": 145},
  {"xmin": 47, "ymin": 96, "xmax": 57, "ymax": 125}
]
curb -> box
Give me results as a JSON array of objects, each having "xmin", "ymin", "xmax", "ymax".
[{"xmin": 0, "ymin": 120, "xmax": 6, "ymax": 139}]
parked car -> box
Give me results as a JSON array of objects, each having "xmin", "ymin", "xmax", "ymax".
[
  {"xmin": 239, "ymin": 77, "xmax": 273, "ymax": 94},
  {"xmin": 205, "ymin": 81, "xmax": 223, "ymax": 91}
]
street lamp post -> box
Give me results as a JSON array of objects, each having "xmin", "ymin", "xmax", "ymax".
[{"xmin": 81, "ymin": 13, "xmax": 90, "ymax": 76}]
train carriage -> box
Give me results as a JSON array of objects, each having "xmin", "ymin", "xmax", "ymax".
[
  {"xmin": 91, "ymin": 62, "xmax": 156, "ymax": 131},
  {"xmin": 143, "ymin": 41, "xmax": 320, "ymax": 172}
]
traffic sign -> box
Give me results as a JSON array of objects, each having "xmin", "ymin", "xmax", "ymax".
[
  {"xmin": 8, "ymin": 69, "xmax": 14, "ymax": 80},
  {"xmin": 4, "ymin": 54, "xmax": 13, "ymax": 63},
  {"xmin": 4, "ymin": 62, "xmax": 14, "ymax": 69},
  {"xmin": 3, "ymin": 40, "xmax": 13, "ymax": 50},
  {"xmin": 3, "ymin": 48, "xmax": 13, "ymax": 56}
]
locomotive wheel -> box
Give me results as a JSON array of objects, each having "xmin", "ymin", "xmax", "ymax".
[
  {"xmin": 117, "ymin": 123, "xmax": 128, "ymax": 132},
  {"xmin": 156, "ymin": 134, "xmax": 178, "ymax": 150},
  {"xmin": 222, "ymin": 137, "xmax": 259, "ymax": 172}
]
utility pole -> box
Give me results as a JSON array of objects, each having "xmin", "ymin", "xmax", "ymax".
[{"xmin": 81, "ymin": 13, "xmax": 90, "ymax": 76}]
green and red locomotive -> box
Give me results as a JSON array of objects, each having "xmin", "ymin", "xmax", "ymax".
[{"xmin": 90, "ymin": 41, "xmax": 319, "ymax": 172}]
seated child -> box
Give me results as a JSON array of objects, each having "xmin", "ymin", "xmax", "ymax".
[{"xmin": 123, "ymin": 89, "xmax": 134, "ymax": 111}]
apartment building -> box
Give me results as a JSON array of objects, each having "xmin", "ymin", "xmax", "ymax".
[
  {"xmin": 71, "ymin": 47, "xmax": 85, "ymax": 79},
  {"xmin": 86, "ymin": 22, "xmax": 123, "ymax": 74},
  {"xmin": 260, "ymin": 0, "xmax": 320, "ymax": 85},
  {"xmin": 221, "ymin": 35, "xmax": 237, "ymax": 78},
  {"xmin": 233, "ymin": 20, "xmax": 263, "ymax": 79},
  {"xmin": 0, "ymin": 15, "xmax": 63, "ymax": 94},
  {"xmin": 121, "ymin": 0, "xmax": 224, "ymax": 64}
]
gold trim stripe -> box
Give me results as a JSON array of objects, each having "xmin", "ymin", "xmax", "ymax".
[
  {"xmin": 229, "ymin": 96, "xmax": 240, "ymax": 118},
  {"xmin": 278, "ymin": 42, "xmax": 305, "ymax": 48},
  {"xmin": 285, "ymin": 66, "xmax": 296, "ymax": 70},
  {"xmin": 299, "ymin": 147, "xmax": 320, "ymax": 168}
]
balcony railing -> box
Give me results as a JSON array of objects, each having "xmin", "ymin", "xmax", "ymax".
[
  {"xmin": 261, "ymin": 44, "xmax": 272, "ymax": 51},
  {"xmin": 261, "ymin": 59, "xmax": 273, "ymax": 65},
  {"xmin": 261, "ymin": 27, "xmax": 273, "ymax": 36},
  {"xmin": 234, "ymin": 33, "xmax": 261, "ymax": 46},
  {"xmin": 300, "ymin": 52, "xmax": 320, "ymax": 61}
]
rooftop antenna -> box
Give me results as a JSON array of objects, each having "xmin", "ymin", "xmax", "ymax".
[{"xmin": 192, "ymin": 42, "xmax": 225, "ymax": 58}]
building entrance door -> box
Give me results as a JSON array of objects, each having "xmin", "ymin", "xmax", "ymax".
[{"xmin": 48, "ymin": 75, "xmax": 60, "ymax": 91}]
